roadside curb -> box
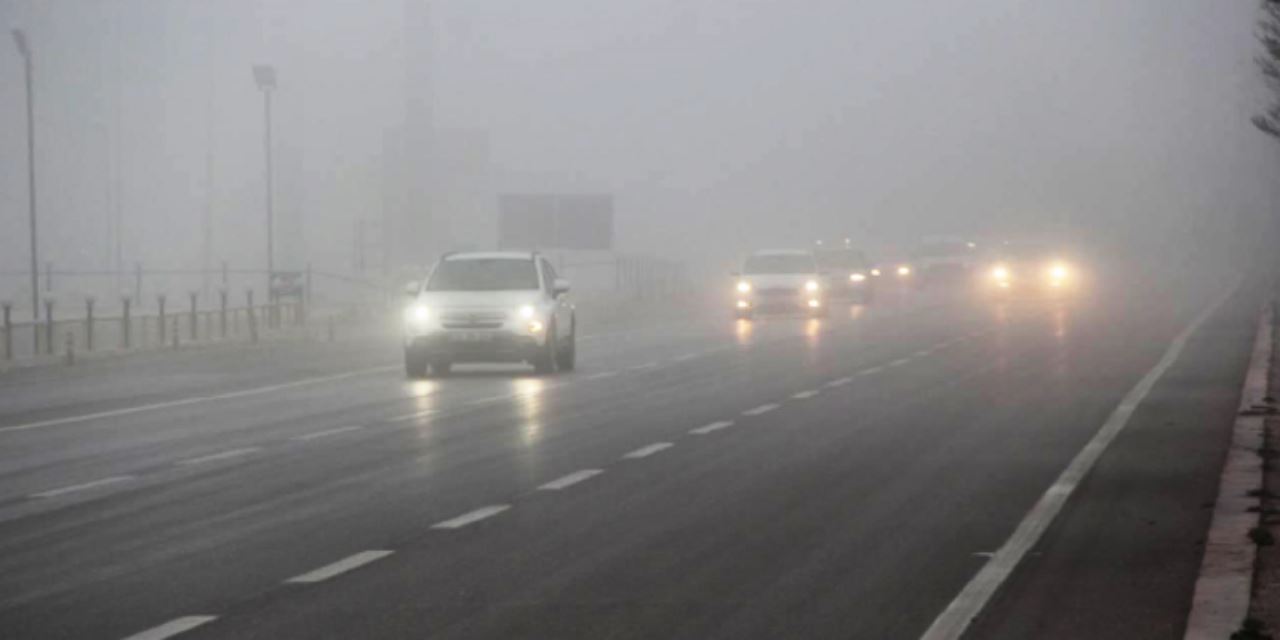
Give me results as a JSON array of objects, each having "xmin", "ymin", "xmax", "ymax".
[{"xmin": 1183, "ymin": 303, "xmax": 1273, "ymax": 639}]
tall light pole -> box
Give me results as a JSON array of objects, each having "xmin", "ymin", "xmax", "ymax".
[
  {"xmin": 252, "ymin": 64, "xmax": 275, "ymax": 306},
  {"xmin": 13, "ymin": 30, "xmax": 38, "ymax": 333}
]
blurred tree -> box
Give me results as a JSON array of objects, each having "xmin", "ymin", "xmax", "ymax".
[{"xmin": 1256, "ymin": 0, "xmax": 1280, "ymax": 137}]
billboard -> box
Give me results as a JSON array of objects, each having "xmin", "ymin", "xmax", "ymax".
[{"xmin": 499, "ymin": 193, "xmax": 613, "ymax": 250}]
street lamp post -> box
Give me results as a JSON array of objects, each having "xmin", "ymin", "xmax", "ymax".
[
  {"xmin": 13, "ymin": 30, "xmax": 39, "ymax": 343},
  {"xmin": 252, "ymin": 64, "xmax": 275, "ymax": 320}
]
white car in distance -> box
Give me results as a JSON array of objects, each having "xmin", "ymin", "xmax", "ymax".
[
  {"xmin": 403, "ymin": 251, "xmax": 576, "ymax": 377},
  {"xmin": 733, "ymin": 249, "xmax": 828, "ymax": 319}
]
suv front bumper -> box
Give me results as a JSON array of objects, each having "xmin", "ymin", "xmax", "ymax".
[{"xmin": 406, "ymin": 331, "xmax": 543, "ymax": 363}]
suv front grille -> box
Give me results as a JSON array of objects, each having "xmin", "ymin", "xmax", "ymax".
[{"xmin": 441, "ymin": 310, "xmax": 508, "ymax": 329}]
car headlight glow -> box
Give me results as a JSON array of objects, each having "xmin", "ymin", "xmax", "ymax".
[
  {"xmin": 871, "ymin": 268, "xmax": 882, "ymax": 277},
  {"xmin": 404, "ymin": 304, "xmax": 430, "ymax": 328},
  {"xmin": 518, "ymin": 304, "xmax": 537, "ymax": 319},
  {"xmin": 850, "ymin": 272, "xmax": 867, "ymax": 282},
  {"xmin": 1049, "ymin": 264, "xmax": 1069, "ymax": 280},
  {"xmin": 527, "ymin": 320, "xmax": 545, "ymax": 333},
  {"xmin": 805, "ymin": 280, "xmax": 820, "ymax": 292},
  {"xmin": 736, "ymin": 280, "xmax": 752, "ymax": 294},
  {"xmin": 992, "ymin": 266, "xmax": 1010, "ymax": 280},
  {"xmin": 897, "ymin": 265, "xmax": 911, "ymax": 276}
]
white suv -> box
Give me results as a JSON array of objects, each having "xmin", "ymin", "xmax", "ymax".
[{"xmin": 403, "ymin": 252, "xmax": 576, "ymax": 377}]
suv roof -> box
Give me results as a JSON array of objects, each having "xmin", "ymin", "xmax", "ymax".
[{"xmin": 443, "ymin": 251, "xmax": 537, "ymax": 261}]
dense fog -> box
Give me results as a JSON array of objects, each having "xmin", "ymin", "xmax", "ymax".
[{"xmin": 0, "ymin": 0, "xmax": 1276, "ymax": 308}]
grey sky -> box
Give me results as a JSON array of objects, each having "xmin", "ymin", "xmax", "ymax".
[{"xmin": 0, "ymin": 0, "xmax": 1275, "ymax": 287}]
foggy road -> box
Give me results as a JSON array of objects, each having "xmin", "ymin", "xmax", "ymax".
[{"xmin": 0, "ymin": 266, "xmax": 1261, "ymax": 640}]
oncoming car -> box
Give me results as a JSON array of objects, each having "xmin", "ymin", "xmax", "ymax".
[
  {"xmin": 815, "ymin": 246, "xmax": 875, "ymax": 303},
  {"xmin": 403, "ymin": 252, "xmax": 576, "ymax": 377},
  {"xmin": 980, "ymin": 242, "xmax": 1079, "ymax": 296},
  {"xmin": 733, "ymin": 250, "xmax": 827, "ymax": 319}
]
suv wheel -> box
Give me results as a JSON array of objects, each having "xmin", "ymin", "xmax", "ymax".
[
  {"xmin": 556, "ymin": 318, "xmax": 576, "ymax": 371},
  {"xmin": 533, "ymin": 323, "xmax": 558, "ymax": 375},
  {"xmin": 405, "ymin": 349, "xmax": 428, "ymax": 379}
]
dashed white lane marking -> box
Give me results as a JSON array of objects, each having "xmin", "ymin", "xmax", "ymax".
[
  {"xmin": 690, "ymin": 421, "xmax": 733, "ymax": 435},
  {"xmin": 293, "ymin": 425, "xmax": 364, "ymax": 441},
  {"xmin": 791, "ymin": 390, "xmax": 819, "ymax": 399},
  {"xmin": 538, "ymin": 469, "xmax": 604, "ymax": 491},
  {"xmin": 858, "ymin": 366, "xmax": 883, "ymax": 375},
  {"xmin": 285, "ymin": 550, "xmax": 393, "ymax": 584},
  {"xmin": 387, "ymin": 409, "xmax": 435, "ymax": 423},
  {"xmin": 673, "ymin": 353, "xmax": 698, "ymax": 362},
  {"xmin": 31, "ymin": 475, "xmax": 135, "ymax": 499},
  {"xmin": 742, "ymin": 403, "xmax": 780, "ymax": 416},
  {"xmin": 887, "ymin": 357, "xmax": 911, "ymax": 367},
  {"xmin": 914, "ymin": 349, "xmax": 933, "ymax": 357},
  {"xmin": 919, "ymin": 285, "xmax": 1233, "ymax": 640},
  {"xmin": 824, "ymin": 377, "xmax": 854, "ymax": 388},
  {"xmin": 175, "ymin": 447, "xmax": 260, "ymax": 466},
  {"xmin": 585, "ymin": 371, "xmax": 619, "ymax": 380},
  {"xmin": 629, "ymin": 362, "xmax": 660, "ymax": 371},
  {"xmin": 431, "ymin": 505, "xmax": 511, "ymax": 529},
  {"xmin": 622, "ymin": 442, "xmax": 674, "ymax": 459},
  {"xmin": 121, "ymin": 616, "xmax": 218, "ymax": 640},
  {"xmin": 0, "ymin": 366, "xmax": 398, "ymax": 435}
]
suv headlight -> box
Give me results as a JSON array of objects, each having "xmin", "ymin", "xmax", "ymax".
[
  {"xmin": 517, "ymin": 304, "xmax": 537, "ymax": 320},
  {"xmin": 850, "ymin": 272, "xmax": 866, "ymax": 282},
  {"xmin": 804, "ymin": 280, "xmax": 820, "ymax": 292},
  {"xmin": 404, "ymin": 304, "xmax": 430, "ymax": 330},
  {"xmin": 736, "ymin": 280, "xmax": 752, "ymax": 294}
]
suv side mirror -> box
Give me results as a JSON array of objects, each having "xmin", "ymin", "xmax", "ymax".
[
  {"xmin": 403, "ymin": 281, "xmax": 420, "ymax": 297},
  {"xmin": 553, "ymin": 278, "xmax": 571, "ymax": 296}
]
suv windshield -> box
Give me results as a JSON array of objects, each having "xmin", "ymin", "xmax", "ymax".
[
  {"xmin": 744, "ymin": 254, "xmax": 817, "ymax": 275},
  {"xmin": 426, "ymin": 258, "xmax": 539, "ymax": 291},
  {"xmin": 815, "ymin": 249, "xmax": 869, "ymax": 271}
]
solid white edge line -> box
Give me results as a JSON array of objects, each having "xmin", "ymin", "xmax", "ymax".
[
  {"xmin": 32, "ymin": 475, "xmax": 135, "ymax": 499},
  {"xmin": 742, "ymin": 403, "xmax": 780, "ymax": 416},
  {"xmin": 431, "ymin": 504, "xmax": 511, "ymax": 529},
  {"xmin": 175, "ymin": 447, "xmax": 260, "ymax": 466},
  {"xmin": 1183, "ymin": 303, "xmax": 1272, "ymax": 639},
  {"xmin": 585, "ymin": 371, "xmax": 619, "ymax": 380},
  {"xmin": 285, "ymin": 550, "xmax": 393, "ymax": 584},
  {"xmin": 538, "ymin": 469, "xmax": 605, "ymax": 491},
  {"xmin": 919, "ymin": 284, "xmax": 1236, "ymax": 640},
  {"xmin": 120, "ymin": 615, "xmax": 218, "ymax": 640},
  {"xmin": 622, "ymin": 442, "xmax": 674, "ymax": 459},
  {"xmin": 690, "ymin": 421, "xmax": 734, "ymax": 435},
  {"xmin": 294, "ymin": 425, "xmax": 364, "ymax": 441},
  {"xmin": 0, "ymin": 366, "xmax": 397, "ymax": 435}
]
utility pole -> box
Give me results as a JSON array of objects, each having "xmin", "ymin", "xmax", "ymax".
[
  {"xmin": 13, "ymin": 30, "xmax": 39, "ymax": 330},
  {"xmin": 253, "ymin": 65, "xmax": 276, "ymax": 305}
]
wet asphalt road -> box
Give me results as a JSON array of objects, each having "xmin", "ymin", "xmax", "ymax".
[{"xmin": 0, "ymin": 265, "xmax": 1262, "ymax": 639}]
